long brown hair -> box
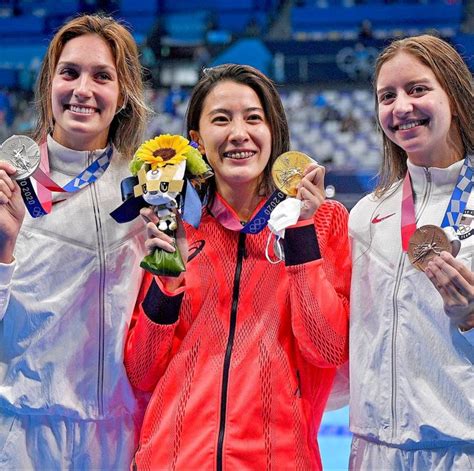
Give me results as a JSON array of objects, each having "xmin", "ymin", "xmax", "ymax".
[
  {"xmin": 185, "ymin": 64, "xmax": 290, "ymax": 202},
  {"xmin": 373, "ymin": 34, "xmax": 473, "ymax": 196},
  {"xmin": 33, "ymin": 13, "xmax": 150, "ymax": 158}
]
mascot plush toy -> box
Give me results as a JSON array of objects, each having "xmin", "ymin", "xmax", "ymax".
[{"xmin": 129, "ymin": 134, "xmax": 212, "ymax": 276}]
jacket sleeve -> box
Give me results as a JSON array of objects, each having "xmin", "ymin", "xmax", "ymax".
[
  {"xmin": 0, "ymin": 260, "xmax": 15, "ymax": 321},
  {"xmin": 283, "ymin": 200, "xmax": 350, "ymax": 368},
  {"xmin": 124, "ymin": 272, "xmax": 185, "ymax": 392},
  {"xmin": 325, "ymin": 361, "xmax": 350, "ymax": 410}
]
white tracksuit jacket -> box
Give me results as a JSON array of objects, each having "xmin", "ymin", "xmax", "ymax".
[
  {"xmin": 349, "ymin": 157, "xmax": 474, "ymax": 449},
  {"xmin": 0, "ymin": 135, "xmax": 146, "ymax": 470}
]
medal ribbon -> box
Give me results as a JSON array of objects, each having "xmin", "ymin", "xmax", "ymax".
[
  {"xmin": 441, "ymin": 157, "xmax": 473, "ymax": 228},
  {"xmin": 110, "ymin": 176, "xmax": 204, "ymax": 229},
  {"xmin": 211, "ymin": 189, "xmax": 286, "ymax": 234},
  {"xmin": 401, "ymin": 156, "xmax": 473, "ymax": 252},
  {"xmin": 19, "ymin": 140, "xmax": 113, "ymax": 218}
]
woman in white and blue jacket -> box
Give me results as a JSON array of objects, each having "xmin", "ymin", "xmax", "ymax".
[
  {"xmin": 0, "ymin": 14, "xmax": 149, "ymax": 470},
  {"xmin": 348, "ymin": 35, "xmax": 473, "ymax": 470}
]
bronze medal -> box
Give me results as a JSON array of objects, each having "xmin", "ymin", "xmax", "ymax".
[
  {"xmin": 271, "ymin": 151, "xmax": 313, "ymax": 197},
  {"xmin": 407, "ymin": 225, "xmax": 452, "ymax": 271},
  {"xmin": 0, "ymin": 135, "xmax": 40, "ymax": 180}
]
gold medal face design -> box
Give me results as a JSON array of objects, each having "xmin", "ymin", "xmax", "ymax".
[
  {"xmin": 0, "ymin": 135, "xmax": 40, "ymax": 180},
  {"xmin": 271, "ymin": 151, "xmax": 313, "ymax": 196},
  {"xmin": 407, "ymin": 225, "xmax": 452, "ymax": 271}
]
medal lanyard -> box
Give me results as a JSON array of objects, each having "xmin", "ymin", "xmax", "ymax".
[
  {"xmin": 19, "ymin": 140, "xmax": 113, "ymax": 218},
  {"xmin": 210, "ymin": 189, "xmax": 287, "ymax": 234},
  {"xmin": 400, "ymin": 156, "xmax": 473, "ymax": 251}
]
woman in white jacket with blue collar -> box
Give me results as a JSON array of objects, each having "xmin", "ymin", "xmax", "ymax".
[
  {"xmin": 0, "ymin": 14, "xmax": 149, "ymax": 470},
  {"xmin": 349, "ymin": 35, "xmax": 473, "ymax": 470}
]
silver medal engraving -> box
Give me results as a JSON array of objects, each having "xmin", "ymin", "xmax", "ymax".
[{"xmin": 0, "ymin": 135, "xmax": 40, "ymax": 180}]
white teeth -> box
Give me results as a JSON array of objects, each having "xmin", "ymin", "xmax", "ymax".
[
  {"xmin": 69, "ymin": 105, "xmax": 95, "ymax": 114},
  {"xmin": 224, "ymin": 151, "xmax": 255, "ymax": 159},
  {"xmin": 398, "ymin": 120, "xmax": 424, "ymax": 130}
]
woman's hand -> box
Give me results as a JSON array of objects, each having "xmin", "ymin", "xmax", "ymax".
[
  {"xmin": 296, "ymin": 162, "xmax": 326, "ymax": 221},
  {"xmin": 425, "ymin": 251, "xmax": 474, "ymax": 331},
  {"xmin": 140, "ymin": 206, "xmax": 188, "ymax": 290},
  {"xmin": 0, "ymin": 161, "xmax": 25, "ymax": 263}
]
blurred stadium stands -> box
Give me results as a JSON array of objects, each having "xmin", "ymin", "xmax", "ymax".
[{"xmin": 291, "ymin": 2, "xmax": 464, "ymax": 40}]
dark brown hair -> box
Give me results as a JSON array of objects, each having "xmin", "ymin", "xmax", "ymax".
[{"xmin": 185, "ymin": 63, "xmax": 290, "ymax": 201}]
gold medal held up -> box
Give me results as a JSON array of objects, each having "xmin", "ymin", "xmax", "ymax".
[
  {"xmin": 271, "ymin": 151, "xmax": 313, "ymax": 196},
  {"xmin": 407, "ymin": 225, "xmax": 452, "ymax": 271}
]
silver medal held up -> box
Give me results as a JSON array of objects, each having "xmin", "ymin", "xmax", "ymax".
[{"xmin": 0, "ymin": 135, "xmax": 41, "ymax": 180}]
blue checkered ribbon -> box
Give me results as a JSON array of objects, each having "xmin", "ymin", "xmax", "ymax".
[
  {"xmin": 241, "ymin": 189, "xmax": 287, "ymax": 234},
  {"xmin": 64, "ymin": 148, "xmax": 112, "ymax": 191},
  {"xmin": 20, "ymin": 146, "xmax": 113, "ymax": 218},
  {"xmin": 441, "ymin": 156, "xmax": 473, "ymax": 230}
]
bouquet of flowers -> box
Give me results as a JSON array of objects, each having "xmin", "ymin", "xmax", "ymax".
[{"xmin": 129, "ymin": 134, "xmax": 212, "ymax": 276}]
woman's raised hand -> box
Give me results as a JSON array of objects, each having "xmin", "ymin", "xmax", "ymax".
[
  {"xmin": 425, "ymin": 251, "xmax": 474, "ymax": 331},
  {"xmin": 296, "ymin": 162, "xmax": 326, "ymax": 221},
  {"xmin": 140, "ymin": 206, "xmax": 189, "ymax": 289},
  {"xmin": 0, "ymin": 161, "xmax": 25, "ymax": 263}
]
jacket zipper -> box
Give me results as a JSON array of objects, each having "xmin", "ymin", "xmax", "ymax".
[
  {"xmin": 89, "ymin": 150, "xmax": 106, "ymax": 416},
  {"xmin": 390, "ymin": 254, "xmax": 404, "ymax": 437},
  {"xmin": 294, "ymin": 369, "xmax": 301, "ymax": 398},
  {"xmin": 390, "ymin": 168, "xmax": 432, "ymax": 438},
  {"xmin": 216, "ymin": 232, "xmax": 246, "ymax": 471}
]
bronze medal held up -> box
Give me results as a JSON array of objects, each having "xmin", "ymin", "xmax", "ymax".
[
  {"xmin": 271, "ymin": 151, "xmax": 313, "ymax": 197},
  {"xmin": 407, "ymin": 225, "xmax": 452, "ymax": 271}
]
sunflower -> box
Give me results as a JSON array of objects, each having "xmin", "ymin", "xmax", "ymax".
[{"xmin": 133, "ymin": 134, "xmax": 192, "ymax": 172}]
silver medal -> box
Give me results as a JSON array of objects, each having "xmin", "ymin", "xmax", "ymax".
[{"xmin": 0, "ymin": 135, "xmax": 40, "ymax": 180}]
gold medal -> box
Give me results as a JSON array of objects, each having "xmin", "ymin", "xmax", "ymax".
[
  {"xmin": 271, "ymin": 151, "xmax": 313, "ymax": 197},
  {"xmin": 407, "ymin": 225, "xmax": 452, "ymax": 271}
]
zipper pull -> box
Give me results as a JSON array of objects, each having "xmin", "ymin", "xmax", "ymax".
[
  {"xmin": 423, "ymin": 167, "xmax": 432, "ymax": 183},
  {"xmin": 294, "ymin": 369, "xmax": 302, "ymax": 398}
]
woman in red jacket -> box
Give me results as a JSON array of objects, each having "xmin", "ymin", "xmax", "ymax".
[{"xmin": 125, "ymin": 64, "xmax": 351, "ymax": 470}]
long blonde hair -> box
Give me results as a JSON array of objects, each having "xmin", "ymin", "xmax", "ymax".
[
  {"xmin": 373, "ymin": 34, "xmax": 473, "ymax": 196},
  {"xmin": 33, "ymin": 13, "xmax": 150, "ymax": 158}
]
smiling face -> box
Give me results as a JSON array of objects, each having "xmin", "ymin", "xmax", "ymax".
[
  {"xmin": 190, "ymin": 80, "xmax": 272, "ymax": 199},
  {"xmin": 51, "ymin": 33, "xmax": 121, "ymax": 151},
  {"xmin": 376, "ymin": 51, "xmax": 459, "ymax": 168}
]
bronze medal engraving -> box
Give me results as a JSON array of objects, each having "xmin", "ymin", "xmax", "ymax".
[
  {"xmin": 408, "ymin": 225, "xmax": 452, "ymax": 271},
  {"xmin": 0, "ymin": 135, "xmax": 40, "ymax": 180},
  {"xmin": 271, "ymin": 151, "xmax": 313, "ymax": 197}
]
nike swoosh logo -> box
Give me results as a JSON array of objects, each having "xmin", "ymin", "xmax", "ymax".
[{"xmin": 371, "ymin": 213, "xmax": 396, "ymax": 224}]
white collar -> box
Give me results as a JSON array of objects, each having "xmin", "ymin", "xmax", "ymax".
[
  {"xmin": 46, "ymin": 134, "xmax": 109, "ymax": 176},
  {"xmin": 407, "ymin": 157, "xmax": 468, "ymax": 196}
]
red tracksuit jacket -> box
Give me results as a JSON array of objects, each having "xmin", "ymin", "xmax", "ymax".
[{"xmin": 125, "ymin": 197, "xmax": 351, "ymax": 470}]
